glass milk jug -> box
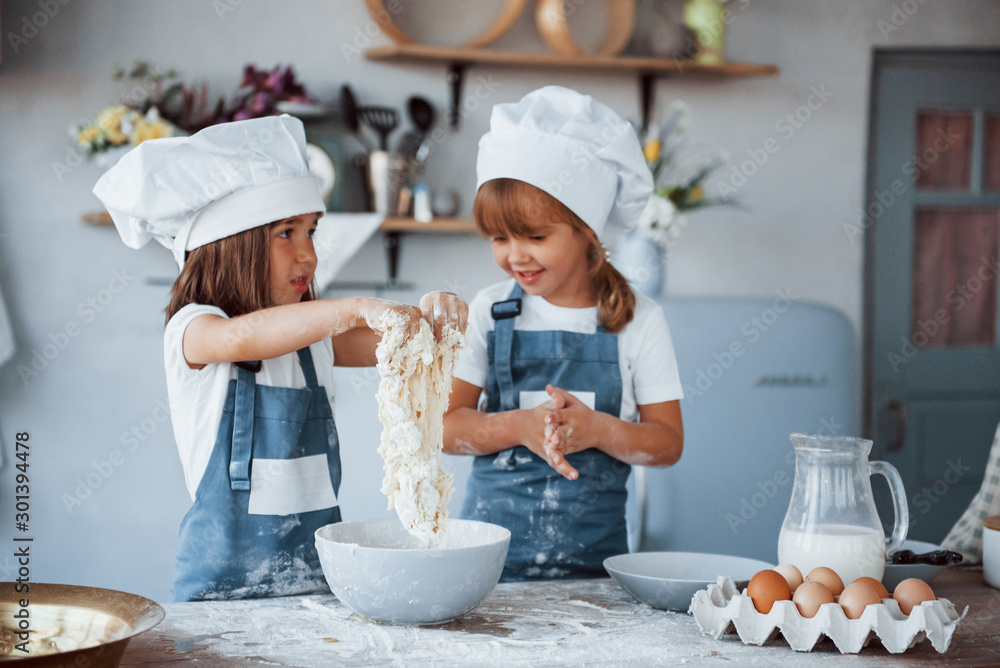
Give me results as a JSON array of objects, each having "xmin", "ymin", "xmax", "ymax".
[{"xmin": 778, "ymin": 433, "xmax": 909, "ymax": 585}]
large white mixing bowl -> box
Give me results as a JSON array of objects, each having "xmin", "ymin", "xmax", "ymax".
[{"xmin": 314, "ymin": 518, "xmax": 510, "ymax": 625}]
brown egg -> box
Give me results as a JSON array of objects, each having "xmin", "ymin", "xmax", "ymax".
[
  {"xmin": 806, "ymin": 566, "xmax": 845, "ymax": 596},
  {"xmin": 792, "ymin": 580, "xmax": 834, "ymax": 618},
  {"xmin": 853, "ymin": 576, "xmax": 889, "ymax": 599},
  {"xmin": 839, "ymin": 582, "xmax": 881, "ymax": 619},
  {"xmin": 747, "ymin": 569, "xmax": 792, "ymax": 614},
  {"xmin": 773, "ymin": 564, "xmax": 804, "ymax": 593},
  {"xmin": 893, "ymin": 578, "xmax": 936, "ymax": 615}
]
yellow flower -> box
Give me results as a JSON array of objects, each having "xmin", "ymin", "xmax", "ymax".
[
  {"xmin": 130, "ymin": 118, "xmax": 173, "ymax": 145},
  {"xmin": 76, "ymin": 124, "xmax": 101, "ymax": 147},
  {"xmin": 688, "ymin": 186, "xmax": 704, "ymax": 204},
  {"xmin": 643, "ymin": 138, "xmax": 661, "ymax": 163},
  {"xmin": 96, "ymin": 105, "xmax": 130, "ymax": 144}
]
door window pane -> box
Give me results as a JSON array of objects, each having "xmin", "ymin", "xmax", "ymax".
[
  {"xmin": 986, "ymin": 116, "xmax": 1000, "ymax": 191},
  {"xmin": 911, "ymin": 208, "xmax": 999, "ymax": 348},
  {"xmin": 915, "ymin": 112, "xmax": 973, "ymax": 191}
]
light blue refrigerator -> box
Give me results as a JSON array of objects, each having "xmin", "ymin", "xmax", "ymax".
[{"xmin": 629, "ymin": 297, "xmax": 861, "ymax": 564}]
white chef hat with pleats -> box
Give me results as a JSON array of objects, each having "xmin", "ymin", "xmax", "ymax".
[
  {"xmin": 93, "ymin": 114, "xmax": 325, "ymax": 269},
  {"xmin": 476, "ymin": 86, "xmax": 652, "ymax": 240}
]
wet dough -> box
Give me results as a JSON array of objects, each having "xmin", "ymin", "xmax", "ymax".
[{"xmin": 375, "ymin": 315, "xmax": 464, "ymax": 545}]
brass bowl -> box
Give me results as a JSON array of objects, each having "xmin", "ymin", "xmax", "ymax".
[{"xmin": 0, "ymin": 583, "xmax": 164, "ymax": 666}]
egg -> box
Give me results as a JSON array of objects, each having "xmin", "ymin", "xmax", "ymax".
[
  {"xmin": 791, "ymin": 579, "xmax": 834, "ymax": 618},
  {"xmin": 893, "ymin": 578, "xmax": 936, "ymax": 615},
  {"xmin": 773, "ymin": 563, "xmax": 804, "ymax": 592},
  {"xmin": 839, "ymin": 582, "xmax": 881, "ymax": 619},
  {"xmin": 747, "ymin": 569, "xmax": 792, "ymax": 614},
  {"xmin": 852, "ymin": 576, "xmax": 889, "ymax": 599},
  {"xmin": 805, "ymin": 566, "xmax": 844, "ymax": 596}
]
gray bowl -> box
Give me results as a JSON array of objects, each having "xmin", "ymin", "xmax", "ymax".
[
  {"xmin": 883, "ymin": 539, "xmax": 948, "ymax": 591},
  {"xmin": 604, "ymin": 552, "xmax": 774, "ymax": 611},
  {"xmin": 315, "ymin": 518, "xmax": 510, "ymax": 625}
]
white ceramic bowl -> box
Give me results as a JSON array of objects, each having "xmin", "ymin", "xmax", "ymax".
[
  {"xmin": 604, "ymin": 552, "xmax": 774, "ymax": 612},
  {"xmin": 883, "ymin": 539, "xmax": 949, "ymax": 591},
  {"xmin": 315, "ymin": 518, "xmax": 510, "ymax": 625}
]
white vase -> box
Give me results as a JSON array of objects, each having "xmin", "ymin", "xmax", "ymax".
[{"xmin": 614, "ymin": 232, "xmax": 665, "ymax": 297}]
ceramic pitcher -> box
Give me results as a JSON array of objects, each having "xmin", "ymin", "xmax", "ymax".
[{"xmin": 777, "ymin": 433, "xmax": 909, "ymax": 585}]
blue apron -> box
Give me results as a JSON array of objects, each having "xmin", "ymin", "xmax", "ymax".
[
  {"xmin": 171, "ymin": 347, "xmax": 342, "ymax": 601},
  {"xmin": 460, "ymin": 283, "xmax": 630, "ymax": 582}
]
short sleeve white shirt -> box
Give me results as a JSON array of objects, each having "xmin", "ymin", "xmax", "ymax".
[
  {"xmin": 452, "ymin": 280, "xmax": 683, "ymax": 423},
  {"xmin": 163, "ymin": 303, "xmax": 337, "ymax": 500}
]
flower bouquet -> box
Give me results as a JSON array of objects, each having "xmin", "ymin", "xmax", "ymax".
[
  {"xmin": 73, "ymin": 61, "xmax": 316, "ymax": 160},
  {"xmin": 635, "ymin": 101, "xmax": 737, "ymax": 248}
]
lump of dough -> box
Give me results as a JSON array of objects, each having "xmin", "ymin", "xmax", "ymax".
[{"xmin": 375, "ymin": 313, "xmax": 465, "ymax": 546}]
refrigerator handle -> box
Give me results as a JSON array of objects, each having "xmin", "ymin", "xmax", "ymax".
[{"xmin": 877, "ymin": 397, "xmax": 907, "ymax": 453}]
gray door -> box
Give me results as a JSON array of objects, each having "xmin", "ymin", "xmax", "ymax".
[{"xmin": 866, "ymin": 50, "xmax": 1000, "ymax": 543}]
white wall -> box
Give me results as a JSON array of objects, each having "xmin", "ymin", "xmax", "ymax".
[{"xmin": 0, "ymin": 0, "xmax": 997, "ymax": 602}]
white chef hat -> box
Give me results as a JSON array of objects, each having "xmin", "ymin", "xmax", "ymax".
[
  {"xmin": 476, "ymin": 86, "xmax": 652, "ymax": 240},
  {"xmin": 93, "ymin": 115, "xmax": 325, "ymax": 269}
]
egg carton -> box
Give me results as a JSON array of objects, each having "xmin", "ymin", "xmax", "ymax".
[{"xmin": 688, "ymin": 576, "xmax": 967, "ymax": 654}]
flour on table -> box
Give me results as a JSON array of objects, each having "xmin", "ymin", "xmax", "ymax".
[{"xmin": 375, "ymin": 313, "xmax": 464, "ymax": 545}]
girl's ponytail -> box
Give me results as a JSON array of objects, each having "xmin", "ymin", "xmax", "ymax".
[{"xmin": 591, "ymin": 248, "xmax": 636, "ymax": 335}]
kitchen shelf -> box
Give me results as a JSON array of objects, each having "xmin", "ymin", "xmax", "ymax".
[
  {"xmin": 83, "ymin": 211, "xmax": 477, "ymax": 234},
  {"xmin": 365, "ymin": 44, "xmax": 779, "ymax": 130}
]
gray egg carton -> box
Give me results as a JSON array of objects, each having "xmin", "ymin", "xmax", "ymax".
[{"xmin": 688, "ymin": 576, "xmax": 967, "ymax": 654}]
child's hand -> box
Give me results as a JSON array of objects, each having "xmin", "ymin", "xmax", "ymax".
[
  {"xmin": 361, "ymin": 298, "xmax": 425, "ymax": 339},
  {"xmin": 418, "ymin": 292, "xmax": 469, "ymax": 341},
  {"xmin": 542, "ymin": 385, "xmax": 603, "ymax": 465},
  {"xmin": 518, "ymin": 393, "xmax": 579, "ymax": 481}
]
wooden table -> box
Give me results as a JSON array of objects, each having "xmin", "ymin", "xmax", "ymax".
[{"xmin": 121, "ymin": 569, "xmax": 1000, "ymax": 666}]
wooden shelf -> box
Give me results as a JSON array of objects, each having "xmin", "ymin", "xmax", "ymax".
[
  {"xmin": 366, "ymin": 44, "xmax": 779, "ymax": 77},
  {"xmin": 365, "ymin": 44, "xmax": 778, "ymax": 131},
  {"xmin": 83, "ymin": 211, "xmax": 477, "ymax": 234},
  {"xmin": 380, "ymin": 217, "xmax": 476, "ymax": 233}
]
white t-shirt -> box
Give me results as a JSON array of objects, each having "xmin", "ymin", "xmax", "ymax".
[
  {"xmin": 164, "ymin": 303, "xmax": 337, "ymax": 500},
  {"xmin": 453, "ymin": 280, "xmax": 684, "ymax": 423}
]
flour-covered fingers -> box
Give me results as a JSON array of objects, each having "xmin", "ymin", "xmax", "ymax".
[
  {"xmin": 543, "ymin": 443, "xmax": 578, "ymax": 480},
  {"xmin": 365, "ymin": 299, "xmax": 423, "ymax": 339},
  {"xmin": 419, "ymin": 291, "xmax": 469, "ymax": 340}
]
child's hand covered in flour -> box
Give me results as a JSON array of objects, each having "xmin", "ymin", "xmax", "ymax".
[
  {"xmin": 543, "ymin": 385, "xmax": 605, "ymax": 466},
  {"xmin": 418, "ymin": 291, "xmax": 469, "ymax": 341},
  {"xmin": 515, "ymin": 391, "xmax": 579, "ymax": 481},
  {"xmin": 361, "ymin": 298, "xmax": 425, "ymax": 339}
]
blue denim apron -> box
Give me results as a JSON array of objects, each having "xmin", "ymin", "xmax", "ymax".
[
  {"xmin": 461, "ymin": 284, "xmax": 630, "ymax": 581},
  {"xmin": 171, "ymin": 347, "xmax": 342, "ymax": 601}
]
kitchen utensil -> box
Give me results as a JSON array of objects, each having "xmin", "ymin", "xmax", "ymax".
[
  {"xmin": 535, "ymin": 0, "xmax": 636, "ymax": 56},
  {"xmin": 882, "ymin": 540, "xmax": 955, "ymax": 591},
  {"xmin": 359, "ymin": 106, "xmax": 398, "ymax": 151},
  {"xmin": 888, "ymin": 548, "xmax": 963, "ymax": 566},
  {"xmin": 365, "ymin": 150, "xmax": 409, "ymax": 215},
  {"xmin": 0, "ymin": 582, "xmax": 164, "ymax": 666},
  {"xmin": 339, "ymin": 85, "xmax": 373, "ymax": 152},
  {"xmin": 315, "ymin": 518, "xmax": 510, "ymax": 625},
  {"xmin": 603, "ymin": 552, "xmax": 773, "ymax": 612},
  {"xmin": 395, "ymin": 131, "xmax": 423, "ymax": 160},
  {"xmin": 778, "ymin": 433, "xmax": 909, "ymax": 586},
  {"xmin": 407, "ymin": 96, "xmax": 436, "ymax": 136},
  {"xmin": 362, "ymin": 0, "xmax": 527, "ymax": 48}
]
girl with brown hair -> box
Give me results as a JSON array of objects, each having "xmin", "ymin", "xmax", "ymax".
[
  {"xmin": 443, "ymin": 87, "xmax": 684, "ymax": 581},
  {"xmin": 94, "ymin": 115, "xmax": 466, "ymax": 601}
]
